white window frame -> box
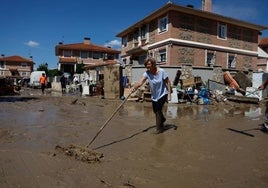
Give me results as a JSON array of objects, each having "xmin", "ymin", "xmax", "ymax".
[
  {"xmin": 228, "ymin": 53, "xmax": 236, "ymax": 69},
  {"xmin": 158, "ymin": 16, "xmax": 168, "ymax": 33},
  {"xmin": 157, "ymin": 49, "xmax": 167, "ymax": 63},
  {"xmin": 217, "ymin": 23, "xmax": 227, "ymax": 40},
  {"xmin": 205, "ymin": 50, "xmax": 216, "ymax": 67}
]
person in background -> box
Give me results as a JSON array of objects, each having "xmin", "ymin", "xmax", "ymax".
[
  {"xmin": 73, "ymin": 76, "xmax": 79, "ymax": 85},
  {"xmin": 131, "ymin": 57, "xmax": 171, "ymax": 134},
  {"xmin": 39, "ymin": 73, "xmax": 47, "ymax": 94},
  {"xmin": 259, "ymin": 79, "xmax": 268, "ymax": 132},
  {"xmin": 60, "ymin": 75, "xmax": 66, "ymax": 94}
]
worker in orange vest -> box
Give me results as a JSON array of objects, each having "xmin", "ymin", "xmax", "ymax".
[{"xmin": 39, "ymin": 73, "xmax": 47, "ymax": 94}]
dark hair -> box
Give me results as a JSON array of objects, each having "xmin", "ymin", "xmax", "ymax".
[{"xmin": 144, "ymin": 57, "xmax": 157, "ymax": 66}]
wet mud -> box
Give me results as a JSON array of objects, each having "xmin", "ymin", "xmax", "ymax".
[{"xmin": 0, "ymin": 88, "xmax": 268, "ymax": 187}]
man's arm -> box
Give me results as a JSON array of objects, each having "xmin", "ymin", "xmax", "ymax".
[{"xmin": 259, "ymin": 78, "xmax": 268, "ymax": 90}]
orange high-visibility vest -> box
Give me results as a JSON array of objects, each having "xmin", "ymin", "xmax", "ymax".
[{"xmin": 40, "ymin": 76, "xmax": 46, "ymax": 84}]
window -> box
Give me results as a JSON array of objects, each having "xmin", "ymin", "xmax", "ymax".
[
  {"xmin": 107, "ymin": 54, "xmax": 114, "ymax": 60},
  {"xmin": 63, "ymin": 50, "xmax": 72, "ymax": 57},
  {"xmin": 158, "ymin": 16, "xmax": 168, "ymax": 33},
  {"xmin": 139, "ymin": 55, "xmax": 147, "ymax": 65},
  {"xmin": 133, "ymin": 29, "xmax": 139, "ymax": 42},
  {"xmin": 206, "ymin": 50, "xmax": 216, "ymax": 67},
  {"xmin": 141, "ymin": 25, "xmax": 147, "ymax": 40},
  {"xmin": 81, "ymin": 51, "xmax": 88, "ymax": 58},
  {"xmin": 122, "ymin": 36, "xmax": 128, "ymax": 48},
  {"xmin": 122, "ymin": 59, "xmax": 127, "ymax": 65},
  {"xmin": 228, "ymin": 54, "xmax": 236, "ymax": 68},
  {"xmin": 102, "ymin": 53, "xmax": 108, "ymax": 60},
  {"xmin": 0, "ymin": 61, "xmax": 5, "ymax": 69},
  {"xmin": 157, "ymin": 49, "xmax": 167, "ymax": 63},
  {"xmin": 21, "ymin": 63, "xmax": 27, "ymax": 67},
  {"xmin": 93, "ymin": 52, "xmax": 100, "ymax": 59},
  {"xmin": 21, "ymin": 72, "xmax": 27, "ymax": 77},
  {"xmin": 218, "ymin": 23, "xmax": 227, "ymax": 39}
]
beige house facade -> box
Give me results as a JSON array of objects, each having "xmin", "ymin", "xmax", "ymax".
[
  {"xmin": 116, "ymin": 1, "xmax": 268, "ymax": 72},
  {"xmin": 0, "ymin": 55, "xmax": 34, "ymax": 79},
  {"xmin": 55, "ymin": 37, "xmax": 121, "ymax": 77}
]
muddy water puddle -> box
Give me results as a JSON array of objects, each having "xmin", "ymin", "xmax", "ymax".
[
  {"xmin": 117, "ymin": 102, "xmax": 264, "ymax": 127},
  {"xmin": 0, "ymin": 95, "xmax": 263, "ymax": 126}
]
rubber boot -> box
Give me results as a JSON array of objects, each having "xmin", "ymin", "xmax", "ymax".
[{"xmin": 153, "ymin": 111, "xmax": 164, "ymax": 134}]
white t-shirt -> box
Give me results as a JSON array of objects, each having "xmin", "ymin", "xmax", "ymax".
[{"xmin": 143, "ymin": 68, "xmax": 168, "ymax": 101}]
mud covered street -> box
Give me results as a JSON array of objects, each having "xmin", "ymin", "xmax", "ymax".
[{"xmin": 0, "ymin": 88, "xmax": 268, "ymax": 188}]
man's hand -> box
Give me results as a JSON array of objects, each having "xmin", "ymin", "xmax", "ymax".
[{"xmin": 259, "ymin": 84, "xmax": 265, "ymax": 90}]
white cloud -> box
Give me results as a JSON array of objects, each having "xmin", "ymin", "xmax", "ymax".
[
  {"xmin": 25, "ymin": 40, "xmax": 39, "ymax": 48},
  {"xmin": 104, "ymin": 39, "xmax": 121, "ymax": 48}
]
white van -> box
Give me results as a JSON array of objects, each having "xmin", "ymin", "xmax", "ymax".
[{"xmin": 29, "ymin": 71, "xmax": 46, "ymax": 88}]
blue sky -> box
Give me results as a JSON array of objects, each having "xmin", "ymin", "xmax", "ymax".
[{"xmin": 1, "ymin": 0, "xmax": 267, "ymax": 69}]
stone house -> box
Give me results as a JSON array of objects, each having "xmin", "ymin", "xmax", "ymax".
[{"xmin": 116, "ymin": 0, "xmax": 268, "ymax": 84}]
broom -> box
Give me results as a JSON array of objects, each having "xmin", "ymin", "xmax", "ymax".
[{"xmin": 55, "ymin": 92, "xmax": 132, "ymax": 163}]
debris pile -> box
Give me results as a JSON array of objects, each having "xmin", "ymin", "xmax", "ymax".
[
  {"xmin": 130, "ymin": 70, "xmax": 261, "ymax": 105},
  {"xmin": 0, "ymin": 77, "xmax": 21, "ymax": 96}
]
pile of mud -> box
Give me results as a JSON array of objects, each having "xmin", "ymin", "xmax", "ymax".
[{"xmin": 55, "ymin": 144, "xmax": 103, "ymax": 163}]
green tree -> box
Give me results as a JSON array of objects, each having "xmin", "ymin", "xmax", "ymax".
[
  {"xmin": 37, "ymin": 63, "xmax": 48, "ymax": 75},
  {"xmin": 48, "ymin": 69, "xmax": 63, "ymax": 77},
  {"xmin": 76, "ymin": 63, "xmax": 84, "ymax": 74}
]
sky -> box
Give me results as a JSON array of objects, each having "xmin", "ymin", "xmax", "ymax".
[{"xmin": 1, "ymin": 0, "xmax": 268, "ymax": 69}]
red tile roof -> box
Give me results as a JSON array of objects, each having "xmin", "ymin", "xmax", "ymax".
[
  {"xmin": 56, "ymin": 43, "xmax": 121, "ymax": 54},
  {"xmin": 259, "ymin": 38, "xmax": 268, "ymax": 47},
  {"xmin": 0, "ymin": 55, "xmax": 33, "ymax": 63}
]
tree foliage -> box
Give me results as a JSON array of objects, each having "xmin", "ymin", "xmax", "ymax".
[
  {"xmin": 48, "ymin": 69, "xmax": 63, "ymax": 77},
  {"xmin": 37, "ymin": 63, "xmax": 48, "ymax": 75},
  {"xmin": 76, "ymin": 63, "xmax": 84, "ymax": 74}
]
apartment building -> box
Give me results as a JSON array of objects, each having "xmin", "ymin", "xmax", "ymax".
[
  {"xmin": 0, "ymin": 55, "xmax": 34, "ymax": 79},
  {"xmin": 55, "ymin": 37, "xmax": 121, "ymax": 76},
  {"xmin": 116, "ymin": 0, "xmax": 268, "ymax": 71}
]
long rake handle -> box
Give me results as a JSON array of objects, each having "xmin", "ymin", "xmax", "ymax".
[{"xmin": 86, "ymin": 93, "xmax": 132, "ymax": 147}]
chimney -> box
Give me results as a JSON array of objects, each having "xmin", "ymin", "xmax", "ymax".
[
  {"xmin": 84, "ymin": 37, "xmax": 91, "ymax": 44},
  {"xmin": 187, "ymin": 4, "xmax": 194, "ymax": 8},
  {"xmin": 202, "ymin": 0, "xmax": 212, "ymax": 12}
]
